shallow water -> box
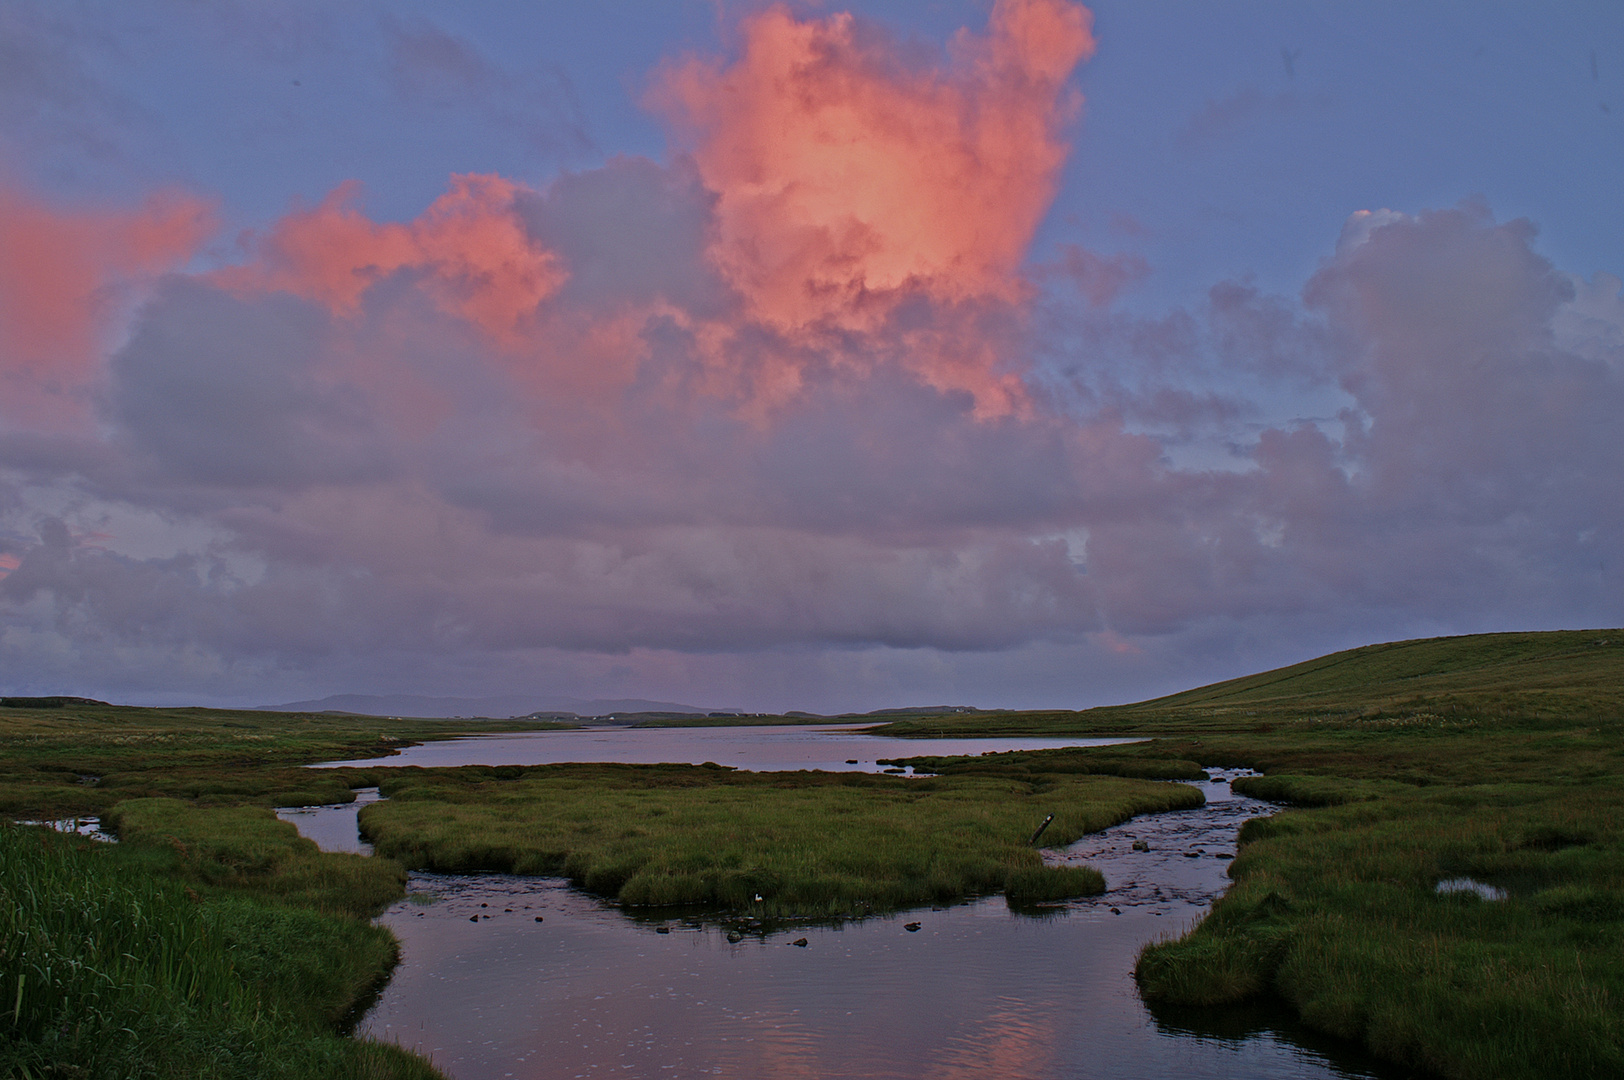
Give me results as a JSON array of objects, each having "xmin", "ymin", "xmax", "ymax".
[
  {"xmin": 1434, "ymin": 877, "xmax": 1506, "ymax": 901},
  {"xmin": 11, "ymin": 816, "xmax": 112, "ymax": 841},
  {"xmin": 309, "ymin": 722, "xmax": 1138, "ymax": 772},
  {"xmin": 275, "ymin": 787, "xmax": 383, "ymax": 854},
  {"xmin": 282, "ymin": 769, "xmax": 1403, "ymax": 1080}
]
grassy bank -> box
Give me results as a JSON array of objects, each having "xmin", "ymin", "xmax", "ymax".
[
  {"xmin": 1135, "ymin": 780, "xmax": 1624, "ymax": 1079},
  {"xmin": 0, "ymin": 823, "xmax": 440, "ymax": 1080},
  {"xmin": 874, "ymin": 630, "xmax": 1624, "ymax": 1080},
  {"xmin": 360, "ymin": 762, "xmax": 1205, "ymax": 916}
]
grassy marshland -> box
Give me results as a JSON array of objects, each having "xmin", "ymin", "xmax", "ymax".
[
  {"xmin": 1135, "ymin": 782, "xmax": 1624, "ymax": 1080},
  {"xmin": 0, "ymin": 821, "xmax": 439, "ymax": 1080},
  {"xmin": 882, "ymin": 630, "xmax": 1624, "ymax": 1080},
  {"xmin": 0, "ymin": 698, "xmax": 565, "ymax": 818},
  {"xmin": 0, "ymin": 696, "xmax": 1201, "ymax": 1072},
  {"xmin": 359, "ymin": 762, "xmax": 1205, "ymax": 916},
  {"xmin": 0, "ymin": 701, "xmax": 561, "ymax": 1080},
  {"xmin": 9, "ymin": 629, "xmax": 1619, "ymax": 1077}
]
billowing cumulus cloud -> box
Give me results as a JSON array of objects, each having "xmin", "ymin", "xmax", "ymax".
[
  {"xmin": 647, "ymin": 0, "xmax": 1093, "ymax": 416},
  {"xmin": 214, "ymin": 174, "xmax": 565, "ymax": 345},
  {"xmin": 0, "ymin": 1, "xmax": 1619, "ymax": 710}
]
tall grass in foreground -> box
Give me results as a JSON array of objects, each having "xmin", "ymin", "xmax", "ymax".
[
  {"xmin": 0, "ymin": 823, "xmax": 442, "ymax": 1080},
  {"xmin": 362, "ymin": 764, "xmax": 1202, "ymax": 916}
]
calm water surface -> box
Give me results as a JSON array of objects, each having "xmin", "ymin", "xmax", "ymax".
[
  {"xmin": 276, "ymin": 787, "xmax": 383, "ymax": 854},
  {"xmin": 281, "ymin": 731, "xmax": 1406, "ymax": 1080},
  {"xmin": 309, "ymin": 723, "xmax": 1138, "ymax": 772}
]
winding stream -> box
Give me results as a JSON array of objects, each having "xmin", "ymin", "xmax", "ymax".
[{"xmin": 280, "ymin": 730, "xmax": 1403, "ymax": 1080}]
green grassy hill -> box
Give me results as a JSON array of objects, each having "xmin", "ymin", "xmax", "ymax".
[
  {"xmin": 871, "ymin": 629, "xmax": 1624, "ymax": 738},
  {"xmin": 1142, "ymin": 629, "xmax": 1624, "ymax": 710}
]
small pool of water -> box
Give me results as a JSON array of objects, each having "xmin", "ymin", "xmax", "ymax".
[
  {"xmin": 308, "ymin": 723, "xmax": 1139, "ymax": 773},
  {"xmin": 1435, "ymin": 877, "xmax": 1506, "ymax": 901},
  {"xmin": 13, "ymin": 817, "xmax": 113, "ymax": 841}
]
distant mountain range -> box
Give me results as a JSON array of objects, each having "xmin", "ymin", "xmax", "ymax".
[{"xmin": 256, "ymin": 693, "xmax": 711, "ymax": 719}]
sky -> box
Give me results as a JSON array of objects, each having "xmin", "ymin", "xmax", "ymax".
[{"xmin": 1, "ymin": 0, "xmax": 1621, "ymax": 713}]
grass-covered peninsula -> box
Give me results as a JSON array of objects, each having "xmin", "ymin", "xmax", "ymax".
[{"xmin": 1, "ymin": 812, "xmax": 433, "ymax": 1080}]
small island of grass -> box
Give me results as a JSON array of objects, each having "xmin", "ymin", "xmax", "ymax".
[{"xmin": 356, "ymin": 762, "xmax": 1205, "ymax": 915}]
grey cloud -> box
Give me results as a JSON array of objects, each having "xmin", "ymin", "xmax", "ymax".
[
  {"xmin": 1554, "ymin": 272, "xmax": 1624, "ymax": 368},
  {"xmin": 1306, "ymin": 205, "xmax": 1617, "ymax": 520},
  {"xmin": 1048, "ymin": 244, "xmax": 1150, "ymax": 308},
  {"xmin": 383, "ymin": 17, "xmax": 497, "ymax": 103},
  {"xmin": 108, "ymin": 279, "xmax": 394, "ymax": 489},
  {"xmin": 517, "ymin": 156, "xmax": 729, "ymax": 316},
  {"xmin": 1021, "ymin": 204, "xmax": 1624, "ymax": 645}
]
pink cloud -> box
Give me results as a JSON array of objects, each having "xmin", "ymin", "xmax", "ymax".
[
  {"xmin": 0, "ymin": 186, "xmax": 214, "ymax": 427},
  {"xmin": 648, "ymin": 0, "xmax": 1094, "ymax": 416},
  {"xmin": 214, "ymin": 174, "xmax": 566, "ymax": 348}
]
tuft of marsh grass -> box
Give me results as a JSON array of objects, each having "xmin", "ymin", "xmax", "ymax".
[{"xmin": 1004, "ymin": 864, "xmax": 1105, "ymax": 902}]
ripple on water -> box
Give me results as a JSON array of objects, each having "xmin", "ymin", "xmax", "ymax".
[{"xmin": 1046, "ymin": 769, "xmax": 1270, "ymax": 917}]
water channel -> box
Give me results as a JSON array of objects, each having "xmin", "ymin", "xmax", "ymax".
[{"xmin": 280, "ymin": 726, "xmax": 1407, "ymax": 1080}]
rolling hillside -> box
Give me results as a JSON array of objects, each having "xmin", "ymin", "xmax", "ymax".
[
  {"xmin": 1139, "ymin": 629, "xmax": 1624, "ymax": 711},
  {"xmin": 871, "ymin": 629, "xmax": 1624, "ymax": 737}
]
